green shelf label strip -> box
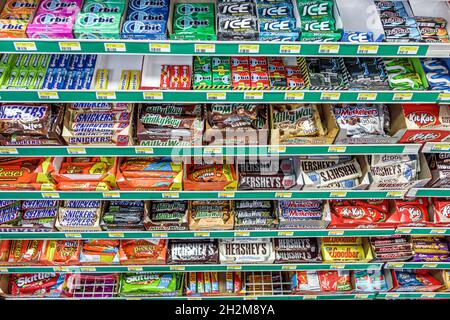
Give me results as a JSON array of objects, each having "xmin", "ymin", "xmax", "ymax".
[
  {"xmin": 0, "ymin": 90, "xmax": 444, "ymax": 104},
  {"xmin": 385, "ymin": 262, "xmax": 450, "ymax": 269},
  {"xmin": 0, "ymin": 40, "xmax": 435, "ymax": 57}
]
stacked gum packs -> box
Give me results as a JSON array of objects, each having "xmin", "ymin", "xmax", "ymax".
[
  {"xmin": 27, "ymin": 0, "xmax": 82, "ymax": 38},
  {"xmin": 62, "ymin": 102, "xmax": 133, "ymax": 146},
  {"xmin": 305, "ymin": 57, "xmax": 347, "ymax": 89},
  {"xmin": 0, "ymin": 0, "xmax": 37, "ymax": 38},
  {"xmin": 193, "ymin": 56, "xmax": 231, "ymax": 89},
  {"xmin": 384, "ymin": 58, "xmax": 425, "ymax": 90},
  {"xmin": 121, "ymin": 0, "xmax": 168, "ymax": 40},
  {"xmin": 233, "ymin": 200, "xmax": 277, "ymax": 230},
  {"xmin": 0, "ymin": 54, "xmax": 50, "ymax": 89},
  {"xmin": 101, "ymin": 200, "xmax": 145, "ymax": 230},
  {"xmin": 416, "ymin": 16, "xmax": 449, "ymax": 43},
  {"xmin": 136, "ymin": 104, "xmax": 204, "ymax": 146},
  {"xmin": 0, "ymin": 200, "xmax": 59, "ymax": 231},
  {"xmin": 42, "ymin": 54, "xmax": 96, "ymax": 90},
  {"xmin": 343, "ymin": 58, "xmax": 389, "ymax": 90},
  {"xmin": 75, "ymin": 0, "xmax": 125, "ymax": 39},
  {"xmin": 217, "ymin": 0, "xmax": 258, "ymax": 41},
  {"xmin": 172, "ymin": 2, "xmax": 216, "ymax": 40},
  {"xmin": 256, "ymin": 0, "xmax": 298, "ymax": 41},
  {"xmin": 298, "ymin": 0, "xmax": 341, "ymax": 41}
]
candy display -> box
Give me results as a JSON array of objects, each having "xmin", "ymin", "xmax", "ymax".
[
  {"xmin": 144, "ymin": 200, "xmax": 188, "ymax": 231},
  {"xmin": 257, "ymin": 0, "xmax": 299, "ymax": 41},
  {"xmin": 321, "ymin": 237, "xmax": 372, "ymax": 262},
  {"xmin": 118, "ymin": 239, "xmax": 167, "ymax": 265},
  {"xmin": 172, "ymin": 2, "xmax": 216, "ymax": 41},
  {"xmin": 274, "ymin": 238, "xmax": 321, "ymax": 263},
  {"xmin": 217, "ymin": 0, "xmax": 258, "ymax": 41},
  {"xmin": 370, "ymin": 235, "xmax": 414, "ymax": 262},
  {"xmin": 411, "ymin": 237, "xmax": 450, "ymax": 262},
  {"xmin": 342, "ymin": 58, "xmax": 389, "ymax": 90},
  {"xmin": 389, "ymin": 269, "xmax": 444, "ymax": 292},
  {"xmin": 0, "ymin": 0, "xmax": 37, "ymax": 38},
  {"xmin": 277, "ymin": 200, "xmax": 329, "ymax": 229},
  {"xmin": 416, "ymin": 16, "xmax": 449, "ymax": 43},
  {"xmin": 55, "ymin": 200, "xmax": 103, "ymax": 231},
  {"xmin": 432, "ymin": 198, "xmax": 450, "ymax": 225},
  {"xmin": 384, "ymin": 58, "xmax": 427, "ymax": 90},
  {"xmin": 298, "ymin": 0, "xmax": 342, "ymax": 42},
  {"xmin": 119, "ymin": 273, "xmax": 183, "ymax": 296},
  {"xmin": 243, "ymin": 271, "xmax": 291, "ymax": 295},
  {"xmin": 7, "ymin": 273, "xmax": 66, "ymax": 297},
  {"xmin": 188, "ymin": 200, "xmax": 234, "ymax": 230},
  {"xmin": 0, "ymin": 54, "xmax": 50, "ymax": 89},
  {"xmin": 101, "ymin": 200, "xmax": 145, "ymax": 230},
  {"xmin": 305, "ymin": 57, "xmax": 348, "ymax": 89},
  {"xmin": 79, "ymin": 240, "xmax": 120, "ymax": 264},
  {"xmin": 329, "ymin": 199, "xmax": 390, "ymax": 227},
  {"xmin": 0, "ymin": 200, "xmax": 59, "ymax": 231},
  {"xmin": 186, "ymin": 272, "xmax": 243, "ymax": 296},
  {"xmin": 234, "ymin": 200, "xmax": 277, "ymax": 230},
  {"xmin": 65, "ymin": 273, "xmax": 119, "ymax": 298},
  {"xmin": 292, "ymin": 270, "xmax": 352, "ymax": 292},
  {"xmin": 184, "ymin": 162, "xmax": 237, "ymax": 191},
  {"xmin": 219, "ymin": 238, "xmax": 275, "ymax": 264},
  {"xmin": 353, "ymin": 270, "xmax": 388, "ymax": 292},
  {"xmin": 167, "ymin": 239, "xmax": 219, "ymax": 264},
  {"xmin": 39, "ymin": 240, "xmax": 81, "ymax": 265}
]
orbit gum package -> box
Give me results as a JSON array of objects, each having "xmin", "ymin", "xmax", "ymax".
[
  {"xmin": 0, "ymin": 0, "xmax": 38, "ymax": 38},
  {"xmin": 171, "ymin": 2, "xmax": 216, "ymax": 40}
]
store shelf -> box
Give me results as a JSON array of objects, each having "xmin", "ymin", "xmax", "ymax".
[
  {"xmin": 409, "ymin": 188, "xmax": 450, "ymax": 197},
  {"xmin": 0, "ymin": 229, "xmax": 396, "ymax": 240},
  {"xmin": 0, "ymin": 39, "xmax": 439, "ymax": 57},
  {"xmin": 377, "ymin": 292, "xmax": 450, "ymax": 299},
  {"xmin": 0, "ymin": 190, "xmax": 408, "ymax": 200},
  {"xmin": 396, "ymin": 227, "xmax": 450, "ymax": 236},
  {"xmin": 384, "ymin": 262, "xmax": 450, "ymax": 270},
  {"xmin": 0, "ymin": 144, "xmax": 421, "ymax": 157},
  {"xmin": 0, "ymin": 90, "xmax": 445, "ymax": 104},
  {"xmin": 422, "ymin": 143, "xmax": 450, "ymax": 153},
  {"xmin": 0, "ymin": 263, "xmax": 383, "ymax": 274}
]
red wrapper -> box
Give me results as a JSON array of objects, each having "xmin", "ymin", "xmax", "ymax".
[
  {"xmin": 333, "ymin": 206, "xmax": 386, "ymax": 223},
  {"xmin": 250, "ymin": 71, "xmax": 269, "ymax": 89},
  {"xmin": 160, "ymin": 65, "xmax": 170, "ymax": 89},
  {"xmin": 318, "ymin": 271, "xmax": 352, "ymax": 292},
  {"xmin": 170, "ymin": 65, "xmax": 191, "ymax": 89},
  {"xmin": 232, "ymin": 70, "xmax": 251, "ymax": 89},
  {"xmin": 249, "ymin": 57, "xmax": 268, "ymax": 72},
  {"xmin": 231, "ymin": 57, "xmax": 249, "ymax": 71},
  {"xmin": 433, "ymin": 199, "xmax": 450, "ymax": 223},
  {"xmin": 9, "ymin": 273, "xmax": 66, "ymax": 296}
]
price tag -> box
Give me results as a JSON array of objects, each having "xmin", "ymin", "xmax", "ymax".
[
  {"xmin": 143, "ymin": 92, "xmax": 163, "ymax": 100},
  {"xmin": 41, "ymin": 192, "xmax": 60, "ymax": 199},
  {"xmin": 103, "ymin": 191, "xmax": 120, "ymax": 198},
  {"xmin": 281, "ymin": 265, "xmax": 296, "ymax": 270},
  {"xmin": 234, "ymin": 231, "xmax": 250, "ymax": 237},
  {"xmin": 104, "ymin": 43, "xmax": 126, "ymax": 52},
  {"xmin": 321, "ymin": 92, "xmax": 341, "ymax": 101},
  {"xmin": 218, "ymin": 191, "xmax": 235, "ymax": 198},
  {"xmin": 280, "ymin": 44, "xmax": 301, "ymax": 54},
  {"xmin": 439, "ymin": 92, "xmax": 450, "ymax": 101},
  {"xmin": 397, "ymin": 228, "xmax": 411, "ymax": 234},
  {"xmin": 330, "ymin": 192, "xmax": 347, "ymax": 198},
  {"xmin": 227, "ymin": 265, "xmax": 242, "ymax": 270},
  {"xmin": 149, "ymin": 43, "xmax": 171, "ymax": 53},
  {"xmin": 430, "ymin": 229, "xmax": 446, "ymax": 234},
  {"xmin": 59, "ymin": 41, "xmax": 81, "ymax": 51},
  {"xmin": 243, "ymin": 296, "xmax": 257, "ymax": 300},
  {"xmin": 275, "ymin": 192, "xmax": 292, "ymax": 198},
  {"xmin": 194, "ymin": 232, "xmax": 210, "ymax": 237},
  {"xmin": 319, "ymin": 44, "xmax": 339, "ymax": 54},
  {"xmin": 330, "ymin": 264, "xmax": 345, "ymax": 269},
  {"xmin": 268, "ymin": 146, "xmax": 286, "ymax": 153},
  {"xmin": 303, "ymin": 295, "xmax": 318, "ymax": 300},
  {"xmin": 128, "ymin": 266, "xmax": 143, "ymax": 272},
  {"xmin": 108, "ymin": 232, "xmax": 124, "ymax": 238},
  {"xmin": 170, "ymin": 266, "xmax": 185, "ymax": 271},
  {"xmin": 127, "ymin": 298, "xmax": 142, "ymax": 301},
  {"xmin": 244, "ymin": 92, "xmax": 263, "ymax": 100},
  {"xmin": 389, "ymin": 263, "xmax": 405, "ymax": 268},
  {"xmin": 386, "ymin": 191, "xmax": 405, "ymax": 198},
  {"xmin": 53, "ymin": 266, "xmax": 69, "ymax": 272},
  {"xmin": 207, "ymin": 92, "xmax": 226, "ymax": 100},
  {"xmin": 238, "ymin": 44, "xmax": 259, "ymax": 54},
  {"xmin": 135, "ymin": 147, "xmax": 154, "ymax": 155},
  {"xmin": 357, "ymin": 45, "xmax": 379, "ymax": 54},
  {"xmin": 424, "ymin": 263, "xmax": 438, "ymax": 268},
  {"xmin": 284, "ymin": 92, "xmax": 304, "ymax": 100},
  {"xmin": 14, "ymin": 41, "xmax": 37, "ymax": 51},
  {"xmin": 81, "ymin": 267, "xmax": 96, "ymax": 272},
  {"xmin": 393, "ymin": 93, "xmax": 413, "ymax": 101},
  {"xmin": 152, "ymin": 232, "xmax": 168, "ymax": 238},
  {"xmin": 355, "ymin": 294, "xmax": 370, "ymax": 299},
  {"xmin": 96, "ymin": 92, "xmax": 116, "ymax": 100},
  {"xmin": 357, "ymin": 93, "xmax": 377, "ymax": 101},
  {"xmin": 162, "ymin": 192, "xmax": 179, "ymax": 199},
  {"xmin": 397, "ymin": 46, "xmax": 419, "ymax": 55},
  {"xmin": 65, "ymin": 233, "xmax": 82, "ymax": 238},
  {"xmin": 278, "ymin": 231, "xmax": 294, "ymax": 236},
  {"xmin": 421, "ymin": 293, "xmax": 436, "ymax": 299},
  {"xmin": 204, "ymin": 147, "xmax": 222, "ymax": 154},
  {"xmin": 328, "ymin": 146, "xmax": 346, "ymax": 153},
  {"xmin": 0, "ymin": 267, "xmax": 8, "ymax": 272},
  {"xmin": 38, "ymin": 91, "xmax": 59, "ymax": 100},
  {"xmin": 386, "ymin": 293, "xmax": 400, "ymax": 298},
  {"xmin": 188, "ymin": 297, "xmax": 203, "ymax": 301},
  {"xmin": 67, "ymin": 147, "xmax": 86, "ymax": 155},
  {"xmin": 328, "ymin": 230, "xmax": 344, "ymax": 236},
  {"xmin": 431, "ymin": 144, "xmax": 450, "ymax": 151},
  {"xmin": 195, "ymin": 44, "xmax": 215, "ymax": 53},
  {"xmin": 0, "ymin": 147, "xmax": 18, "ymax": 155}
]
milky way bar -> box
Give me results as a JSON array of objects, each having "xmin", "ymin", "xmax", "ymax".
[
  {"xmin": 64, "ymin": 200, "xmax": 101, "ymax": 208},
  {"xmin": 143, "ymin": 104, "xmax": 202, "ymax": 116},
  {"xmin": 235, "ymin": 210, "xmax": 273, "ymax": 218},
  {"xmin": 151, "ymin": 201, "xmax": 187, "ymax": 213},
  {"xmin": 236, "ymin": 217, "xmax": 276, "ymax": 226},
  {"xmin": 21, "ymin": 200, "xmax": 58, "ymax": 210},
  {"xmin": 239, "ymin": 172, "xmax": 297, "ymax": 190},
  {"xmin": 275, "ymin": 238, "xmax": 318, "ymax": 252},
  {"xmin": 152, "ymin": 212, "xmax": 186, "ymax": 221},
  {"xmin": 302, "ymin": 158, "xmax": 362, "ymax": 187},
  {"xmin": 140, "ymin": 113, "xmax": 199, "ymax": 129},
  {"xmin": 235, "ymin": 200, "xmax": 272, "ymax": 210},
  {"xmin": 70, "ymin": 110, "xmax": 131, "ymax": 123}
]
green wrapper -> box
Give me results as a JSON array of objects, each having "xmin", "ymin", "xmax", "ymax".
[
  {"xmin": 301, "ymin": 16, "xmax": 335, "ymax": 32},
  {"xmin": 120, "ymin": 273, "xmax": 180, "ymax": 296},
  {"xmin": 212, "ymin": 57, "xmax": 231, "ymax": 72},
  {"xmin": 388, "ymin": 72, "xmax": 424, "ymax": 90},
  {"xmin": 298, "ymin": 0, "xmax": 333, "ymax": 19},
  {"xmin": 384, "ymin": 59, "xmax": 415, "ymax": 74},
  {"xmin": 194, "ymin": 71, "xmax": 213, "ymax": 86},
  {"xmin": 194, "ymin": 57, "xmax": 212, "ymax": 73},
  {"xmin": 174, "ymin": 3, "xmax": 215, "ymax": 18},
  {"xmin": 212, "ymin": 70, "xmax": 231, "ymax": 86},
  {"xmin": 300, "ymin": 31, "xmax": 342, "ymax": 41}
]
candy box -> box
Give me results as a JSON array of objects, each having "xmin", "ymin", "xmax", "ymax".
[
  {"xmin": 386, "ymin": 269, "xmax": 445, "ymax": 292},
  {"xmin": 141, "ymin": 55, "xmax": 193, "ymax": 89},
  {"xmin": 276, "ymin": 200, "xmax": 331, "ymax": 229},
  {"xmin": 143, "ymin": 200, "xmax": 189, "ymax": 231},
  {"xmin": 79, "ymin": 240, "xmax": 120, "ymax": 263},
  {"xmin": 74, "ymin": 12, "xmax": 123, "ymax": 39},
  {"xmin": 36, "ymin": 0, "xmax": 82, "ymax": 14},
  {"xmin": 82, "ymin": 0, "xmax": 126, "ymax": 14},
  {"xmin": 55, "ymin": 206, "xmax": 103, "ymax": 231},
  {"xmin": 188, "ymin": 200, "xmax": 234, "ymax": 230},
  {"xmin": 0, "ymin": 19, "xmax": 29, "ymax": 38},
  {"xmin": 431, "ymin": 198, "xmax": 450, "ymax": 227},
  {"xmin": 321, "ymin": 237, "xmax": 374, "ymax": 263},
  {"xmin": 183, "ymin": 161, "xmax": 238, "ymax": 191}
]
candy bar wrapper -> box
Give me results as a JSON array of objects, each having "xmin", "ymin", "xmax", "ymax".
[
  {"xmin": 119, "ymin": 273, "xmax": 182, "ymax": 297},
  {"xmin": 79, "ymin": 240, "xmax": 120, "ymax": 265},
  {"xmin": 219, "ymin": 238, "xmax": 275, "ymax": 264},
  {"xmin": 390, "ymin": 270, "xmax": 444, "ymax": 292},
  {"xmin": 9, "ymin": 273, "xmax": 66, "ymax": 297},
  {"xmin": 39, "ymin": 240, "xmax": 81, "ymax": 265},
  {"xmin": 8, "ymin": 240, "xmax": 43, "ymax": 264},
  {"xmin": 118, "ymin": 240, "xmax": 167, "ymax": 265},
  {"xmin": 291, "ymin": 271, "xmax": 321, "ymax": 293},
  {"xmin": 184, "ymin": 163, "xmax": 238, "ymax": 191},
  {"xmin": 168, "ymin": 239, "xmax": 219, "ymax": 265},
  {"xmin": 55, "ymin": 207, "xmax": 102, "ymax": 231},
  {"xmin": 188, "ymin": 201, "xmax": 234, "ymax": 231}
]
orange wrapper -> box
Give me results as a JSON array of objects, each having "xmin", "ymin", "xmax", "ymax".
[
  {"xmin": 40, "ymin": 240, "xmax": 81, "ymax": 265},
  {"xmin": 8, "ymin": 240, "xmax": 42, "ymax": 264},
  {"xmin": 60, "ymin": 162, "xmax": 109, "ymax": 175},
  {"xmin": 187, "ymin": 164, "xmax": 233, "ymax": 183},
  {"xmin": 119, "ymin": 239, "xmax": 167, "ymax": 264}
]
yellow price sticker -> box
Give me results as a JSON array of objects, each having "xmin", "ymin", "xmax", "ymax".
[
  {"xmin": 421, "ymin": 293, "xmax": 436, "ymax": 298},
  {"xmin": 393, "ymin": 93, "xmax": 413, "ymax": 101},
  {"xmin": 357, "ymin": 45, "xmax": 379, "ymax": 54},
  {"xmin": 128, "ymin": 266, "xmax": 143, "ymax": 272},
  {"xmin": 397, "ymin": 46, "xmax": 419, "ymax": 55},
  {"xmin": 67, "ymin": 147, "xmax": 86, "ymax": 155},
  {"xmin": 431, "ymin": 144, "xmax": 450, "ymax": 151},
  {"xmin": 424, "ymin": 263, "xmax": 438, "ymax": 268},
  {"xmin": 244, "ymin": 92, "xmax": 264, "ymax": 100},
  {"xmin": 397, "ymin": 228, "xmax": 412, "ymax": 234},
  {"xmin": 275, "ymin": 192, "xmax": 292, "ymax": 198},
  {"xmin": 0, "ymin": 147, "xmax": 18, "ymax": 155},
  {"xmin": 0, "ymin": 267, "xmax": 8, "ymax": 272},
  {"xmin": 53, "ymin": 266, "xmax": 69, "ymax": 272},
  {"xmin": 243, "ymin": 296, "xmax": 257, "ymax": 300},
  {"xmin": 135, "ymin": 147, "xmax": 154, "ymax": 154},
  {"xmin": 321, "ymin": 92, "xmax": 341, "ymax": 100},
  {"xmin": 386, "ymin": 293, "xmax": 400, "ymax": 298},
  {"xmin": 204, "ymin": 147, "xmax": 222, "ymax": 154},
  {"xmin": 194, "ymin": 232, "xmax": 210, "ymax": 237},
  {"xmin": 188, "ymin": 297, "xmax": 203, "ymax": 301},
  {"xmin": 65, "ymin": 233, "xmax": 82, "ymax": 238},
  {"xmin": 303, "ymin": 295, "xmax": 318, "ymax": 300},
  {"xmin": 330, "ymin": 264, "xmax": 345, "ymax": 269},
  {"xmin": 284, "ymin": 92, "xmax": 305, "ymax": 100},
  {"xmin": 143, "ymin": 92, "xmax": 163, "ymax": 100},
  {"xmin": 386, "ymin": 191, "xmax": 405, "ymax": 198},
  {"xmin": 170, "ymin": 266, "xmax": 185, "ymax": 271},
  {"xmin": 355, "ymin": 294, "xmax": 370, "ymax": 299},
  {"xmin": 162, "ymin": 192, "xmax": 179, "ymax": 199},
  {"xmin": 207, "ymin": 92, "xmax": 226, "ymax": 100},
  {"xmin": 96, "ymin": 92, "xmax": 116, "ymax": 100},
  {"xmin": 102, "ymin": 191, "xmax": 120, "ymax": 198},
  {"xmin": 280, "ymin": 44, "xmax": 301, "ymax": 54},
  {"xmin": 328, "ymin": 230, "xmax": 344, "ymax": 236},
  {"xmin": 149, "ymin": 43, "xmax": 171, "ymax": 53},
  {"xmin": 38, "ymin": 91, "xmax": 59, "ymax": 100},
  {"xmin": 234, "ymin": 231, "xmax": 250, "ymax": 237},
  {"xmin": 41, "ymin": 192, "xmax": 60, "ymax": 199},
  {"xmin": 195, "ymin": 44, "xmax": 215, "ymax": 53},
  {"xmin": 218, "ymin": 191, "xmax": 235, "ymax": 198},
  {"xmin": 330, "ymin": 192, "xmax": 347, "ymax": 198},
  {"xmin": 328, "ymin": 146, "xmax": 347, "ymax": 153},
  {"xmin": 357, "ymin": 93, "xmax": 377, "ymax": 101},
  {"xmin": 319, "ymin": 44, "xmax": 339, "ymax": 54},
  {"xmin": 108, "ymin": 232, "xmax": 124, "ymax": 238},
  {"xmin": 104, "ymin": 43, "xmax": 126, "ymax": 52},
  {"xmin": 152, "ymin": 232, "xmax": 168, "ymax": 238},
  {"xmin": 238, "ymin": 44, "xmax": 259, "ymax": 54},
  {"xmin": 268, "ymin": 146, "xmax": 286, "ymax": 153},
  {"xmin": 439, "ymin": 93, "xmax": 450, "ymax": 101},
  {"xmin": 281, "ymin": 265, "xmax": 296, "ymax": 270},
  {"xmin": 389, "ymin": 263, "xmax": 405, "ymax": 268},
  {"xmin": 81, "ymin": 267, "xmax": 96, "ymax": 272},
  {"xmin": 14, "ymin": 41, "xmax": 37, "ymax": 51},
  {"xmin": 430, "ymin": 229, "xmax": 446, "ymax": 234},
  {"xmin": 227, "ymin": 266, "xmax": 242, "ymax": 270},
  {"xmin": 59, "ymin": 41, "xmax": 81, "ymax": 51},
  {"xmin": 278, "ymin": 231, "xmax": 294, "ymax": 236}
]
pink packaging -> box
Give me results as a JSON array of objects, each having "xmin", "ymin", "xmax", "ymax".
[
  {"xmin": 26, "ymin": 12, "xmax": 77, "ymax": 38},
  {"xmin": 37, "ymin": 0, "xmax": 82, "ymax": 14}
]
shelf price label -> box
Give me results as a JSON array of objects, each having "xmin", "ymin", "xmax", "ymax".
[
  {"xmin": 303, "ymin": 295, "xmax": 317, "ymax": 300},
  {"xmin": 53, "ymin": 266, "xmax": 69, "ymax": 272},
  {"xmin": 227, "ymin": 266, "xmax": 242, "ymax": 270},
  {"xmin": 424, "ymin": 263, "xmax": 438, "ymax": 268},
  {"xmin": 65, "ymin": 233, "xmax": 82, "ymax": 238},
  {"xmin": 328, "ymin": 146, "xmax": 346, "ymax": 153},
  {"xmin": 284, "ymin": 92, "xmax": 304, "ymax": 101},
  {"xmin": 439, "ymin": 92, "xmax": 450, "ymax": 101},
  {"xmin": 238, "ymin": 44, "xmax": 259, "ymax": 54},
  {"xmin": 330, "ymin": 192, "xmax": 347, "ymax": 198},
  {"xmin": 278, "ymin": 231, "xmax": 294, "ymax": 236},
  {"xmin": 170, "ymin": 266, "xmax": 185, "ymax": 271},
  {"xmin": 195, "ymin": 44, "xmax": 215, "ymax": 53},
  {"xmin": 328, "ymin": 230, "xmax": 344, "ymax": 236},
  {"xmin": 268, "ymin": 146, "xmax": 286, "ymax": 153},
  {"xmin": 103, "ymin": 191, "xmax": 120, "ymax": 198},
  {"xmin": 421, "ymin": 293, "xmax": 436, "ymax": 298},
  {"xmin": 389, "ymin": 263, "xmax": 405, "ymax": 268},
  {"xmin": 393, "ymin": 93, "xmax": 413, "ymax": 101},
  {"xmin": 386, "ymin": 293, "xmax": 400, "ymax": 298},
  {"xmin": 431, "ymin": 144, "xmax": 450, "ymax": 151},
  {"xmin": 355, "ymin": 294, "xmax": 370, "ymax": 299},
  {"xmin": 397, "ymin": 228, "xmax": 411, "ymax": 234},
  {"xmin": 0, "ymin": 147, "xmax": 18, "ymax": 155},
  {"xmin": 128, "ymin": 266, "xmax": 143, "ymax": 272},
  {"xmin": 279, "ymin": 44, "xmax": 301, "ymax": 54},
  {"xmin": 104, "ymin": 43, "xmax": 126, "ymax": 52},
  {"xmin": 281, "ymin": 265, "xmax": 296, "ymax": 270},
  {"xmin": 162, "ymin": 192, "xmax": 179, "ymax": 199},
  {"xmin": 357, "ymin": 93, "xmax": 377, "ymax": 101},
  {"xmin": 81, "ymin": 267, "xmax": 96, "ymax": 272},
  {"xmin": 218, "ymin": 191, "xmax": 235, "ymax": 198},
  {"xmin": 41, "ymin": 192, "xmax": 60, "ymax": 199},
  {"xmin": 318, "ymin": 44, "xmax": 339, "ymax": 54},
  {"xmin": 275, "ymin": 192, "xmax": 292, "ymax": 198},
  {"xmin": 430, "ymin": 229, "xmax": 446, "ymax": 234},
  {"xmin": 135, "ymin": 147, "xmax": 154, "ymax": 155},
  {"xmin": 207, "ymin": 92, "xmax": 226, "ymax": 100},
  {"xmin": 244, "ymin": 92, "xmax": 263, "ymax": 100},
  {"xmin": 386, "ymin": 191, "xmax": 405, "ymax": 198},
  {"xmin": 59, "ymin": 41, "xmax": 81, "ymax": 51},
  {"xmin": 194, "ymin": 232, "xmax": 210, "ymax": 237},
  {"xmin": 321, "ymin": 92, "xmax": 341, "ymax": 101},
  {"xmin": 0, "ymin": 267, "xmax": 8, "ymax": 272},
  {"xmin": 96, "ymin": 92, "xmax": 116, "ymax": 100},
  {"xmin": 357, "ymin": 45, "xmax": 379, "ymax": 55},
  {"xmin": 330, "ymin": 264, "xmax": 345, "ymax": 269},
  {"xmin": 108, "ymin": 232, "xmax": 124, "ymax": 238},
  {"xmin": 152, "ymin": 232, "xmax": 168, "ymax": 238},
  {"xmin": 143, "ymin": 92, "xmax": 163, "ymax": 100},
  {"xmin": 38, "ymin": 91, "xmax": 59, "ymax": 100},
  {"xmin": 149, "ymin": 43, "xmax": 171, "ymax": 53},
  {"xmin": 234, "ymin": 231, "xmax": 250, "ymax": 237},
  {"xmin": 67, "ymin": 147, "xmax": 86, "ymax": 155},
  {"xmin": 14, "ymin": 41, "xmax": 37, "ymax": 51},
  {"xmin": 204, "ymin": 146, "xmax": 222, "ymax": 154},
  {"xmin": 397, "ymin": 46, "xmax": 419, "ymax": 55}
]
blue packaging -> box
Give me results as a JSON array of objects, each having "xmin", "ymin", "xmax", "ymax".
[
  {"xmin": 127, "ymin": 8, "xmax": 168, "ymax": 22},
  {"xmin": 128, "ymin": 0, "xmax": 169, "ymax": 12},
  {"xmin": 259, "ymin": 18, "xmax": 297, "ymax": 32},
  {"xmin": 421, "ymin": 58, "xmax": 450, "ymax": 90},
  {"xmin": 69, "ymin": 54, "xmax": 97, "ymax": 70},
  {"xmin": 341, "ymin": 31, "xmax": 374, "ymax": 42},
  {"xmin": 79, "ymin": 68, "xmax": 94, "ymax": 89},
  {"xmin": 66, "ymin": 70, "xmax": 84, "ymax": 89},
  {"xmin": 257, "ymin": 2, "xmax": 293, "ymax": 19},
  {"xmin": 375, "ymin": 1, "xmax": 405, "ymax": 12},
  {"xmin": 55, "ymin": 68, "xmax": 67, "ymax": 90},
  {"xmin": 121, "ymin": 20, "xmax": 167, "ymax": 39},
  {"xmin": 42, "ymin": 68, "xmax": 57, "ymax": 89},
  {"xmin": 380, "ymin": 16, "xmax": 417, "ymax": 28}
]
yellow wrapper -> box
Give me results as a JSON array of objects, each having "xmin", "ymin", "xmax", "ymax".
[
  {"xmin": 95, "ymin": 69, "xmax": 109, "ymax": 90},
  {"xmin": 322, "ymin": 244, "xmax": 365, "ymax": 262},
  {"xmin": 118, "ymin": 70, "xmax": 130, "ymax": 90},
  {"xmin": 128, "ymin": 70, "xmax": 141, "ymax": 90}
]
